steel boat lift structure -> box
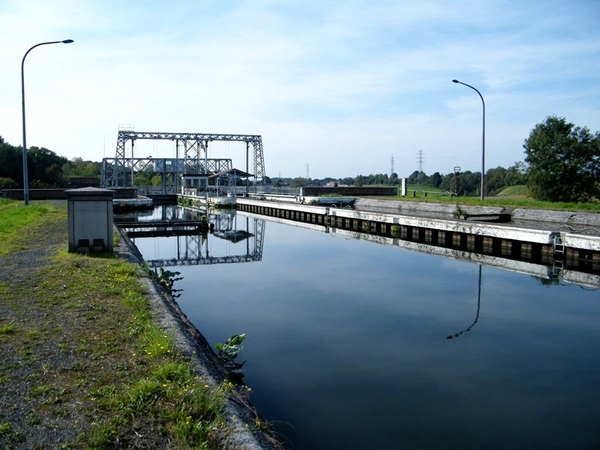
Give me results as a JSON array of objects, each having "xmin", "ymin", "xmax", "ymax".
[{"xmin": 101, "ymin": 126, "xmax": 266, "ymax": 194}]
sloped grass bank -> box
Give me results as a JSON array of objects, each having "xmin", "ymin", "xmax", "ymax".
[
  {"xmin": 0, "ymin": 201, "xmax": 273, "ymax": 449},
  {"xmin": 381, "ymin": 186, "xmax": 600, "ymax": 213}
]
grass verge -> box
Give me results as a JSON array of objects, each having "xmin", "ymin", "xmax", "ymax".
[
  {"xmin": 0, "ymin": 200, "xmax": 251, "ymax": 449},
  {"xmin": 373, "ymin": 185, "xmax": 600, "ymax": 212}
]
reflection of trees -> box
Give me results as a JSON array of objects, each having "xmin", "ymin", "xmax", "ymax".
[{"xmin": 447, "ymin": 265, "xmax": 482, "ymax": 340}]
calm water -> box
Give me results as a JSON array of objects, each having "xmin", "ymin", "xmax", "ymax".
[{"xmin": 132, "ymin": 208, "xmax": 600, "ymax": 450}]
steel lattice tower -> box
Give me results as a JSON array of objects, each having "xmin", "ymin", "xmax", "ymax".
[{"xmin": 102, "ymin": 128, "xmax": 266, "ymax": 193}]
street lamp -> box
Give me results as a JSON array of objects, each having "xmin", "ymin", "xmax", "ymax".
[
  {"xmin": 21, "ymin": 39, "xmax": 74, "ymax": 205},
  {"xmin": 452, "ymin": 79, "xmax": 486, "ymax": 201}
]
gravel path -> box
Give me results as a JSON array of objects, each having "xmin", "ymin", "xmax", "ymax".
[
  {"xmin": 0, "ymin": 203, "xmax": 85, "ymax": 448},
  {"xmin": 0, "ymin": 202, "xmax": 281, "ymax": 449}
]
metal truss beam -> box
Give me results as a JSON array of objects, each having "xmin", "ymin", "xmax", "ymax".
[
  {"xmin": 103, "ymin": 130, "xmax": 266, "ymax": 191},
  {"xmin": 145, "ymin": 254, "xmax": 260, "ymax": 268},
  {"xmin": 101, "ymin": 157, "xmax": 232, "ymax": 192}
]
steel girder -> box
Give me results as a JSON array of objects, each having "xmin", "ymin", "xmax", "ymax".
[
  {"xmin": 110, "ymin": 130, "xmax": 265, "ymax": 187},
  {"xmin": 101, "ymin": 157, "xmax": 232, "ymax": 192}
]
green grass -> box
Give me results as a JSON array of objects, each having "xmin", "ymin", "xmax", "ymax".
[
  {"xmin": 497, "ymin": 185, "xmax": 528, "ymax": 197},
  {"xmin": 0, "ymin": 201, "xmax": 55, "ymax": 255},
  {"xmin": 0, "ymin": 199, "xmax": 261, "ymax": 449},
  {"xmin": 384, "ymin": 184, "xmax": 600, "ymax": 212},
  {"xmin": 41, "ymin": 249, "xmax": 228, "ymax": 448},
  {"xmin": 0, "ymin": 322, "xmax": 15, "ymax": 335}
]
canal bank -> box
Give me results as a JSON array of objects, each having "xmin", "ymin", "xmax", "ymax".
[
  {"xmin": 236, "ymin": 197, "xmax": 600, "ymax": 277},
  {"xmin": 0, "ymin": 201, "xmax": 281, "ymax": 450},
  {"xmin": 115, "ymin": 227, "xmax": 282, "ymax": 449},
  {"xmin": 354, "ymin": 197, "xmax": 600, "ymax": 230}
]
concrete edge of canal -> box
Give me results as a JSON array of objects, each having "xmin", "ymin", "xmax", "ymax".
[
  {"xmin": 355, "ymin": 198, "xmax": 600, "ymax": 227},
  {"xmin": 114, "ymin": 227, "xmax": 283, "ymax": 450}
]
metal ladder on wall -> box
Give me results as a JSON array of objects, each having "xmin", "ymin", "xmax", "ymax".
[{"xmin": 553, "ymin": 233, "xmax": 565, "ymax": 274}]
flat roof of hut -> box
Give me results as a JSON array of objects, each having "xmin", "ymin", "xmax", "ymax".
[{"xmin": 211, "ymin": 168, "xmax": 254, "ymax": 179}]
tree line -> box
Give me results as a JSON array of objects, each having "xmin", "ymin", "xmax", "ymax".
[
  {"xmin": 276, "ymin": 116, "xmax": 600, "ymax": 202},
  {"xmin": 273, "ymin": 162, "xmax": 526, "ymax": 198},
  {"xmin": 0, "ymin": 136, "xmax": 100, "ymax": 190},
  {"xmin": 2, "ymin": 116, "xmax": 599, "ymax": 202}
]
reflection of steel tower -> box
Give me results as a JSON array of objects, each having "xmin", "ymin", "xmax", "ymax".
[
  {"xmin": 253, "ymin": 218, "xmax": 265, "ymax": 261},
  {"xmin": 144, "ymin": 215, "xmax": 266, "ymax": 267},
  {"xmin": 101, "ymin": 128, "xmax": 266, "ymax": 192}
]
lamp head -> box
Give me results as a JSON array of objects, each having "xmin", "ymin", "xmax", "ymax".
[
  {"xmin": 452, "ymin": 79, "xmax": 459, "ymax": 83},
  {"xmin": 62, "ymin": 39, "xmax": 74, "ymax": 44}
]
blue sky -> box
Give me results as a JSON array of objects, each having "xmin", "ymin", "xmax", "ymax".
[{"xmin": 1, "ymin": 0, "xmax": 599, "ymax": 179}]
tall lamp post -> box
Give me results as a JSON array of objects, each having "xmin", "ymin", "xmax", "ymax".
[
  {"xmin": 21, "ymin": 39, "xmax": 74, "ymax": 205},
  {"xmin": 452, "ymin": 79, "xmax": 486, "ymax": 201}
]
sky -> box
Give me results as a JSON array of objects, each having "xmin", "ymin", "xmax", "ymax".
[{"xmin": 1, "ymin": 0, "xmax": 599, "ymax": 180}]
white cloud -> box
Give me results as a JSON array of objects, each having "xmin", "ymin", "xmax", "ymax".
[{"xmin": 1, "ymin": 0, "xmax": 599, "ymax": 179}]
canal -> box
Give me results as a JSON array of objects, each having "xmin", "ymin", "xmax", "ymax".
[{"xmin": 130, "ymin": 206, "xmax": 600, "ymax": 449}]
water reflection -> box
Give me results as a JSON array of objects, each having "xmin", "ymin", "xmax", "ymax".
[
  {"xmin": 130, "ymin": 207, "xmax": 600, "ymax": 450},
  {"xmin": 128, "ymin": 207, "xmax": 265, "ymax": 268},
  {"xmin": 447, "ymin": 265, "xmax": 483, "ymax": 339}
]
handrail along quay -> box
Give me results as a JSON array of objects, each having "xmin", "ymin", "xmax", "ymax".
[{"xmin": 236, "ymin": 198, "xmax": 600, "ymax": 277}]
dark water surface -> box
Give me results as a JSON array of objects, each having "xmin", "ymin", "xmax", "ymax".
[{"xmin": 132, "ymin": 209, "xmax": 600, "ymax": 449}]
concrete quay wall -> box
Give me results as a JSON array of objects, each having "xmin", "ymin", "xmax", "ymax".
[
  {"xmin": 354, "ymin": 198, "xmax": 600, "ymax": 229},
  {"xmin": 237, "ymin": 198, "xmax": 600, "ymax": 273}
]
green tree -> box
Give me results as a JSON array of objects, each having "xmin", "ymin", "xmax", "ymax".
[
  {"xmin": 0, "ymin": 138, "xmax": 23, "ymax": 187},
  {"xmin": 290, "ymin": 177, "xmax": 307, "ymax": 188},
  {"xmin": 428, "ymin": 172, "xmax": 442, "ymax": 188},
  {"xmin": 27, "ymin": 146, "xmax": 69, "ymax": 187},
  {"xmin": 151, "ymin": 174, "xmax": 164, "ymax": 187},
  {"xmin": 504, "ymin": 161, "xmax": 527, "ymax": 187},
  {"xmin": 524, "ymin": 116, "xmax": 600, "ymax": 202},
  {"xmin": 134, "ymin": 171, "xmax": 154, "ymax": 186},
  {"xmin": 0, "ymin": 177, "xmax": 18, "ymax": 189},
  {"xmin": 407, "ymin": 170, "xmax": 420, "ymax": 185},
  {"xmin": 62, "ymin": 157, "xmax": 101, "ymax": 179},
  {"xmin": 484, "ymin": 166, "xmax": 508, "ymax": 196}
]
